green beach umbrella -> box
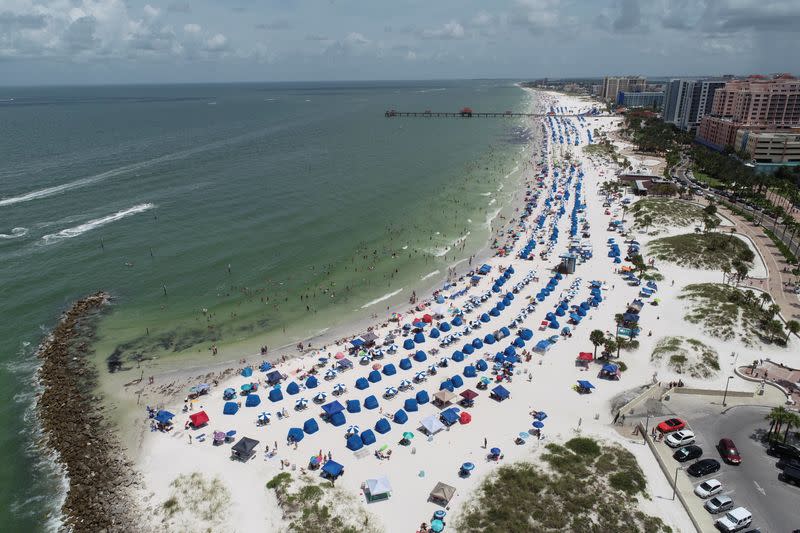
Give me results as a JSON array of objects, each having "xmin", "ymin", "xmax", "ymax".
[{"xmin": 402, "ymin": 431, "xmax": 414, "ymax": 440}]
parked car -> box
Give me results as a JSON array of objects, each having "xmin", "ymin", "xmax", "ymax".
[
  {"xmin": 657, "ymin": 418, "xmax": 686, "ymax": 433},
  {"xmin": 666, "ymin": 430, "xmax": 696, "ymax": 448},
  {"xmin": 715, "ymin": 507, "xmax": 752, "ymax": 532},
  {"xmin": 718, "ymin": 438, "xmax": 742, "ymax": 465},
  {"xmin": 768, "ymin": 441, "xmax": 800, "ymax": 460},
  {"xmin": 687, "ymin": 458, "xmax": 721, "ymax": 477},
  {"xmin": 694, "ymin": 479, "xmax": 722, "ymax": 498},
  {"xmin": 674, "ymin": 445, "xmax": 703, "ymax": 462},
  {"xmin": 779, "ymin": 465, "xmax": 800, "ymax": 486},
  {"xmin": 705, "ymin": 495, "xmax": 734, "ymax": 514}
]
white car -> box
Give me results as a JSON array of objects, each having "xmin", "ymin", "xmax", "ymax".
[
  {"xmin": 715, "ymin": 507, "xmax": 752, "ymax": 532},
  {"xmin": 666, "ymin": 430, "xmax": 696, "ymax": 448},
  {"xmin": 694, "ymin": 479, "xmax": 722, "ymax": 498}
]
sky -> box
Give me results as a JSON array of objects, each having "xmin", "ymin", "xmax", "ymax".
[{"xmin": 0, "ymin": 0, "xmax": 798, "ymax": 85}]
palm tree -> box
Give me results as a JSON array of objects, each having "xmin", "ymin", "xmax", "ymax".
[
  {"xmin": 642, "ymin": 214, "xmax": 654, "ymax": 233},
  {"xmin": 786, "ymin": 320, "xmax": 800, "ymax": 342},
  {"xmin": 766, "ymin": 406, "xmax": 790, "ymax": 440},
  {"xmin": 766, "ymin": 303, "xmax": 781, "ymax": 320},
  {"xmin": 783, "ymin": 411, "xmax": 800, "ymax": 442},
  {"xmin": 589, "ymin": 329, "xmax": 605, "ymax": 358},
  {"xmin": 758, "ymin": 292, "xmax": 772, "ymax": 310}
]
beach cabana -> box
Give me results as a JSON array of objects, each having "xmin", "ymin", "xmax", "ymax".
[
  {"xmin": 287, "ymin": 427, "xmax": 304, "ymax": 443},
  {"xmin": 322, "ymin": 460, "xmax": 344, "ymax": 480},
  {"xmin": 231, "ymin": 437, "xmax": 259, "ymax": 461},
  {"xmin": 416, "ymin": 390, "xmax": 430, "ymax": 405},
  {"xmin": 451, "ymin": 351, "xmax": 465, "ymax": 363},
  {"xmin": 484, "ymin": 334, "xmax": 496, "ymax": 344},
  {"xmin": 451, "ymin": 316, "xmax": 463, "ymax": 327},
  {"xmin": 269, "ymin": 388, "xmax": 284, "ymax": 403},
  {"xmin": 439, "ymin": 380, "xmax": 454, "ymax": 392},
  {"xmin": 420, "ymin": 415, "xmax": 445, "ymax": 435},
  {"xmin": 355, "ymin": 377, "xmax": 370, "ymax": 390},
  {"xmin": 305, "ymin": 376, "xmax": 319, "ymax": 389},
  {"xmin": 154, "ymin": 410, "xmax": 174, "ymax": 426},
  {"xmin": 329, "ymin": 411, "xmax": 346, "ymax": 426},
  {"xmin": 393, "ymin": 409, "xmax": 409, "ymax": 424},
  {"xmin": 577, "ymin": 380, "xmax": 595, "ymax": 394},
  {"xmin": 414, "ymin": 332, "xmax": 426, "ymax": 344},
  {"xmin": 365, "ymin": 476, "xmax": 392, "ymax": 502},
  {"xmin": 433, "ymin": 390, "xmax": 456, "ymax": 406},
  {"xmin": 346, "ymin": 434, "xmax": 364, "ymax": 451},
  {"xmin": 414, "ymin": 350, "xmax": 428, "ymax": 363},
  {"xmin": 459, "ymin": 411, "xmax": 472, "ymax": 424},
  {"xmin": 439, "ymin": 321, "xmax": 451, "ymax": 332},
  {"xmin": 374, "ymin": 418, "xmax": 391, "ymax": 434},
  {"xmin": 303, "ymin": 418, "xmax": 319, "ymax": 435},
  {"xmin": 475, "ymin": 359, "xmax": 488, "ymax": 372},
  {"xmin": 368, "ymin": 370, "xmax": 382, "ymax": 383},
  {"xmin": 382, "ymin": 363, "xmax": 397, "ymax": 376},
  {"xmin": 399, "ymin": 358, "xmax": 413, "ymax": 371},
  {"xmin": 404, "ymin": 398, "xmax": 418, "ymax": 412},
  {"xmin": 322, "ymin": 400, "xmax": 345, "ymax": 417},
  {"xmin": 403, "ymin": 339, "xmax": 415, "ymax": 350},
  {"xmin": 286, "ymin": 382, "xmax": 300, "ymax": 395},
  {"xmin": 463, "ymin": 365, "xmax": 477, "ymax": 378},
  {"xmin": 429, "ymin": 328, "xmax": 440, "ymax": 339},
  {"xmin": 360, "ymin": 429, "xmax": 377, "ymax": 446},
  {"xmin": 462, "ymin": 344, "xmax": 475, "ymax": 355},
  {"xmin": 189, "ymin": 411, "xmax": 209, "ymax": 428},
  {"xmin": 450, "ymin": 375, "xmax": 464, "ymax": 388},
  {"xmin": 346, "ymin": 399, "xmax": 361, "ymax": 413},
  {"xmin": 429, "ymin": 482, "xmax": 456, "ymax": 507},
  {"xmin": 491, "ymin": 385, "xmax": 510, "ymax": 402},
  {"xmin": 223, "ymin": 402, "xmax": 239, "ymax": 415},
  {"xmin": 364, "ymin": 395, "xmax": 379, "ymax": 410},
  {"xmin": 440, "ymin": 408, "xmax": 459, "ymax": 426},
  {"xmin": 245, "ymin": 394, "xmax": 261, "ymax": 407}
]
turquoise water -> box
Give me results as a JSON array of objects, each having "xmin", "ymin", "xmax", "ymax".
[{"xmin": 0, "ymin": 80, "xmax": 528, "ymax": 529}]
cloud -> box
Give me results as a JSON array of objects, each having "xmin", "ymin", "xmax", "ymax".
[
  {"xmin": 255, "ymin": 19, "xmax": 290, "ymax": 30},
  {"xmin": 421, "ymin": 20, "xmax": 466, "ymax": 39},
  {"xmin": 306, "ymin": 34, "xmax": 332, "ymax": 41},
  {"xmin": 703, "ymin": 0, "xmax": 800, "ymax": 32},
  {"xmin": 344, "ymin": 32, "xmax": 369, "ymax": 45},
  {"xmin": 183, "ymin": 23, "xmax": 202, "ymax": 34},
  {"xmin": 204, "ymin": 33, "xmax": 228, "ymax": 52},
  {"xmin": 612, "ymin": 0, "xmax": 643, "ymax": 32},
  {"xmin": 512, "ymin": 0, "xmax": 562, "ymax": 31},
  {"xmin": 166, "ymin": 2, "xmax": 191, "ymax": 14}
]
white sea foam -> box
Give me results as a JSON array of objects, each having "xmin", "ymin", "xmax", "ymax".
[
  {"xmin": 485, "ymin": 208, "xmax": 501, "ymax": 228},
  {"xmin": 0, "ymin": 227, "xmax": 28, "ymax": 239},
  {"xmin": 361, "ymin": 288, "xmax": 403, "ymax": 308},
  {"xmin": 488, "ymin": 198, "xmax": 496, "ymax": 205},
  {"xmin": 427, "ymin": 246, "xmax": 451, "ymax": 257},
  {"xmin": 420, "ymin": 270, "xmax": 440, "ymax": 281},
  {"xmin": 479, "ymin": 192, "xmax": 492, "ymax": 197},
  {"xmin": 41, "ymin": 203, "xmax": 155, "ymax": 244}
]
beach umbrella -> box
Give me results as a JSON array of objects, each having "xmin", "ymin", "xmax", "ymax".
[
  {"xmin": 360, "ymin": 355, "xmax": 372, "ymax": 365},
  {"xmin": 385, "ymin": 387, "xmax": 398, "ymax": 397},
  {"xmin": 295, "ymin": 398, "xmax": 308, "ymax": 408},
  {"xmin": 346, "ymin": 425, "xmax": 360, "ymax": 435},
  {"xmin": 490, "ymin": 447, "xmax": 501, "ymax": 456},
  {"xmin": 372, "ymin": 363, "xmax": 382, "ymax": 370},
  {"xmin": 314, "ymin": 392, "xmax": 327, "ymax": 403},
  {"xmin": 373, "ymin": 348, "xmax": 384, "ymax": 357},
  {"xmin": 431, "ymin": 520, "xmax": 444, "ymax": 533},
  {"xmin": 414, "ymin": 371, "xmax": 427, "ymax": 381},
  {"xmin": 318, "ymin": 357, "xmax": 328, "ymax": 365},
  {"xmin": 461, "ymin": 462, "xmax": 475, "ymax": 472},
  {"xmin": 334, "ymin": 352, "xmax": 345, "ymax": 359},
  {"xmin": 325, "ymin": 369, "xmax": 337, "ymax": 379},
  {"xmin": 402, "ymin": 431, "xmax": 414, "ymax": 440},
  {"xmin": 399, "ymin": 379, "xmax": 412, "ymax": 389},
  {"xmin": 241, "ymin": 383, "xmax": 252, "ymax": 392},
  {"xmin": 533, "ymin": 421, "xmax": 544, "ymax": 429},
  {"xmin": 333, "ymin": 383, "xmax": 346, "ymax": 394},
  {"xmin": 518, "ymin": 432, "xmax": 529, "ymax": 439},
  {"xmin": 258, "ymin": 412, "xmax": 271, "ymax": 423},
  {"xmin": 427, "ymin": 364, "xmax": 437, "ymax": 374}
]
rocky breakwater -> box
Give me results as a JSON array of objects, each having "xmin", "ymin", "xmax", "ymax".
[{"xmin": 36, "ymin": 292, "xmax": 146, "ymax": 533}]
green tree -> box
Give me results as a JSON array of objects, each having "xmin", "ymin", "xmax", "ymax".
[
  {"xmin": 589, "ymin": 329, "xmax": 605, "ymax": 358},
  {"xmin": 642, "ymin": 214, "xmax": 654, "ymax": 233},
  {"xmin": 782, "ymin": 411, "xmax": 800, "ymax": 442},
  {"xmin": 767, "ymin": 406, "xmax": 791, "ymax": 440},
  {"xmin": 758, "ymin": 292, "xmax": 772, "ymax": 310},
  {"xmin": 786, "ymin": 320, "xmax": 800, "ymax": 342}
]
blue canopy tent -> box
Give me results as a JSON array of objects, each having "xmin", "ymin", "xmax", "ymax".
[
  {"xmin": 322, "ymin": 460, "xmax": 344, "ymax": 478},
  {"xmin": 439, "ymin": 380, "xmax": 454, "ymax": 392},
  {"xmin": 496, "ymin": 301, "xmax": 506, "ymax": 311},
  {"xmin": 473, "ymin": 337, "xmax": 484, "ymax": 348},
  {"xmin": 346, "ymin": 434, "xmax": 364, "ymax": 451},
  {"xmin": 484, "ymin": 334, "xmax": 496, "ymax": 344},
  {"xmin": 491, "ymin": 385, "xmax": 510, "ymax": 402},
  {"xmin": 154, "ymin": 410, "xmax": 174, "ymax": 425},
  {"xmin": 303, "ymin": 418, "xmax": 319, "ymax": 434},
  {"xmin": 479, "ymin": 314, "xmax": 490, "ymax": 323},
  {"xmin": 404, "ymin": 398, "xmax": 419, "ymax": 412},
  {"xmin": 462, "ymin": 344, "xmax": 475, "ymax": 355},
  {"xmin": 429, "ymin": 328, "xmax": 440, "ymax": 339},
  {"xmin": 265, "ymin": 370, "xmax": 281, "ymax": 384},
  {"xmin": 577, "ymin": 380, "xmax": 595, "ymax": 390},
  {"xmin": 382, "ymin": 363, "xmax": 397, "ymax": 376},
  {"xmin": 355, "ymin": 377, "xmax": 370, "ymax": 390},
  {"xmin": 321, "ymin": 400, "xmax": 345, "ymax": 417},
  {"xmin": 414, "ymin": 332, "xmax": 426, "ymax": 344},
  {"xmin": 242, "ymin": 367, "xmax": 253, "ymax": 378},
  {"xmin": 489, "ymin": 308, "xmax": 500, "ymax": 317},
  {"xmin": 364, "ymin": 395, "xmax": 379, "ymax": 410},
  {"xmin": 499, "ymin": 327, "xmax": 511, "ymax": 338},
  {"xmin": 394, "ymin": 409, "xmax": 409, "ymax": 424},
  {"xmin": 403, "ymin": 339, "xmax": 415, "ymax": 350},
  {"xmin": 479, "ymin": 263, "xmax": 491, "ymax": 274},
  {"xmin": 399, "ymin": 358, "xmax": 413, "ymax": 371},
  {"xmin": 451, "ymin": 351, "xmax": 465, "ymax": 363},
  {"xmin": 513, "ymin": 337, "xmax": 526, "ymax": 348},
  {"xmin": 346, "ymin": 399, "xmax": 361, "ymax": 413},
  {"xmin": 287, "ymin": 427, "xmax": 304, "ymax": 443},
  {"xmin": 286, "ymin": 382, "xmax": 300, "ymax": 395},
  {"xmin": 503, "ymin": 346, "xmax": 516, "ymax": 357},
  {"xmin": 451, "ymin": 315, "xmax": 464, "ymax": 327},
  {"xmin": 416, "ymin": 390, "xmax": 430, "ymax": 405},
  {"xmin": 450, "ymin": 375, "xmax": 464, "ymax": 388},
  {"xmin": 360, "ymin": 429, "xmax": 376, "ymax": 445},
  {"xmin": 268, "ymin": 389, "xmax": 284, "ymax": 402},
  {"xmin": 305, "ymin": 376, "xmax": 319, "ymax": 389},
  {"xmin": 439, "ymin": 322, "xmax": 451, "ymax": 332},
  {"xmin": 368, "ymin": 370, "xmax": 383, "ymax": 383},
  {"xmin": 440, "ymin": 408, "xmax": 459, "ymax": 426},
  {"xmin": 475, "ymin": 359, "xmax": 488, "ymax": 372},
  {"xmin": 602, "ymin": 364, "xmax": 618, "ymax": 373},
  {"xmin": 414, "ymin": 350, "xmax": 428, "ymax": 363},
  {"xmin": 463, "ymin": 365, "xmax": 477, "ymax": 378},
  {"xmin": 337, "ymin": 358, "xmax": 353, "ymax": 370},
  {"xmin": 375, "ymin": 418, "xmax": 391, "ymax": 434},
  {"xmin": 329, "ymin": 411, "xmax": 346, "ymax": 426},
  {"xmin": 245, "ymin": 394, "xmax": 261, "ymax": 407}
]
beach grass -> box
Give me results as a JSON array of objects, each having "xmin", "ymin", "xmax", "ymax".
[
  {"xmin": 455, "ymin": 438, "xmax": 672, "ymax": 533},
  {"xmin": 648, "ymin": 232, "xmax": 754, "ymax": 271},
  {"xmin": 630, "ymin": 198, "xmax": 708, "ymax": 232},
  {"xmin": 651, "ymin": 336, "xmax": 720, "ymax": 378},
  {"xmin": 159, "ymin": 472, "xmax": 231, "ymax": 530}
]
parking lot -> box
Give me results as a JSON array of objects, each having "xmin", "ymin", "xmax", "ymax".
[{"xmin": 657, "ymin": 395, "xmax": 800, "ymax": 532}]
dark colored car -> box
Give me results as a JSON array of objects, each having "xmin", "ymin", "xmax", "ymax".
[
  {"xmin": 687, "ymin": 458, "xmax": 721, "ymax": 477},
  {"xmin": 657, "ymin": 418, "xmax": 686, "ymax": 433},
  {"xmin": 768, "ymin": 441, "xmax": 800, "ymax": 460},
  {"xmin": 674, "ymin": 445, "xmax": 703, "ymax": 463},
  {"xmin": 718, "ymin": 438, "xmax": 742, "ymax": 465},
  {"xmin": 776, "ymin": 456, "xmax": 800, "ymax": 470},
  {"xmin": 779, "ymin": 466, "xmax": 800, "ymax": 486}
]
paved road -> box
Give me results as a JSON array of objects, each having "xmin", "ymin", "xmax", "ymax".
[{"xmin": 665, "ymin": 396, "xmax": 800, "ymax": 533}]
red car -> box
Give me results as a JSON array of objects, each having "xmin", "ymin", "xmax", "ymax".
[
  {"xmin": 657, "ymin": 418, "xmax": 686, "ymax": 433},
  {"xmin": 718, "ymin": 438, "xmax": 742, "ymax": 464}
]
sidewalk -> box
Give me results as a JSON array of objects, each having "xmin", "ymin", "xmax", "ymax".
[{"xmin": 738, "ymin": 361, "xmax": 800, "ymax": 406}]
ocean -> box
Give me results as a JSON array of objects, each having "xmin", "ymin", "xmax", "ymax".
[{"xmin": 0, "ymin": 80, "xmax": 531, "ymax": 530}]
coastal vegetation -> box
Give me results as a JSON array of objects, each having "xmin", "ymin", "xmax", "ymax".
[
  {"xmin": 630, "ymin": 198, "xmax": 709, "ymax": 233},
  {"xmin": 651, "ymin": 336, "xmax": 720, "ymax": 378},
  {"xmin": 679, "ymin": 283, "xmax": 788, "ymax": 346},
  {"xmin": 266, "ymin": 472, "xmax": 380, "ymax": 533},
  {"xmin": 648, "ymin": 232, "xmax": 754, "ymax": 273},
  {"xmin": 765, "ymin": 406, "xmax": 800, "ymax": 444},
  {"xmin": 455, "ymin": 437, "xmax": 671, "ymax": 533},
  {"xmin": 160, "ymin": 473, "xmax": 231, "ymax": 531}
]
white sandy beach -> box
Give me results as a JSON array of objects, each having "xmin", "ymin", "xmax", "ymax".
[{"xmin": 133, "ymin": 90, "xmax": 796, "ymax": 533}]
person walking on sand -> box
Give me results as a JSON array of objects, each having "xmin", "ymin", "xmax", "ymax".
[{"xmin": 483, "ymin": 437, "xmax": 487, "ymax": 449}]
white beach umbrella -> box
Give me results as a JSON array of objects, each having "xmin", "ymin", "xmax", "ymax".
[
  {"xmin": 325, "ymin": 368, "xmax": 337, "ymax": 379},
  {"xmin": 415, "ymin": 371, "xmax": 428, "ymax": 381},
  {"xmin": 427, "ymin": 364, "xmax": 438, "ymax": 375},
  {"xmin": 373, "ymin": 348, "xmax": 384, "ymax": 357},
  {"xmin": 346, "ymin": 425, "xmax": 360, "ymax": 435},
  {"xmin": 333, "ymin": 383, "xmax": 346, "ymax": 394},
  {"xmin": 295, "ymin": 398, "xmax": 308, "ymax": 408},
  {"xmin": 258, "ymin": 412, "xmax": 271, "ymax": 422},
  {"xmin": 384, "ymin": 387, "xmax": 398, "ymax": 397},
  {"xmin": 360, "ymin": 355, "xmax": 372, "ymax": 365},
  {"xmin": 399, "ymin": 379, "xmax": 412, "ymax": 389},
  {"xmin": 314, "ymin": 392, "xmax": 327, "ymax": 403}
]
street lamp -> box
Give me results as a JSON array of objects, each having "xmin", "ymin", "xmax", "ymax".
[
  {"xmin": 722, "ymin": 376, "xmax": 734, "ymax": 407},
  {"xmin": 672, "ymin": 466, "xmax": 680, "ymax": 501}
]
